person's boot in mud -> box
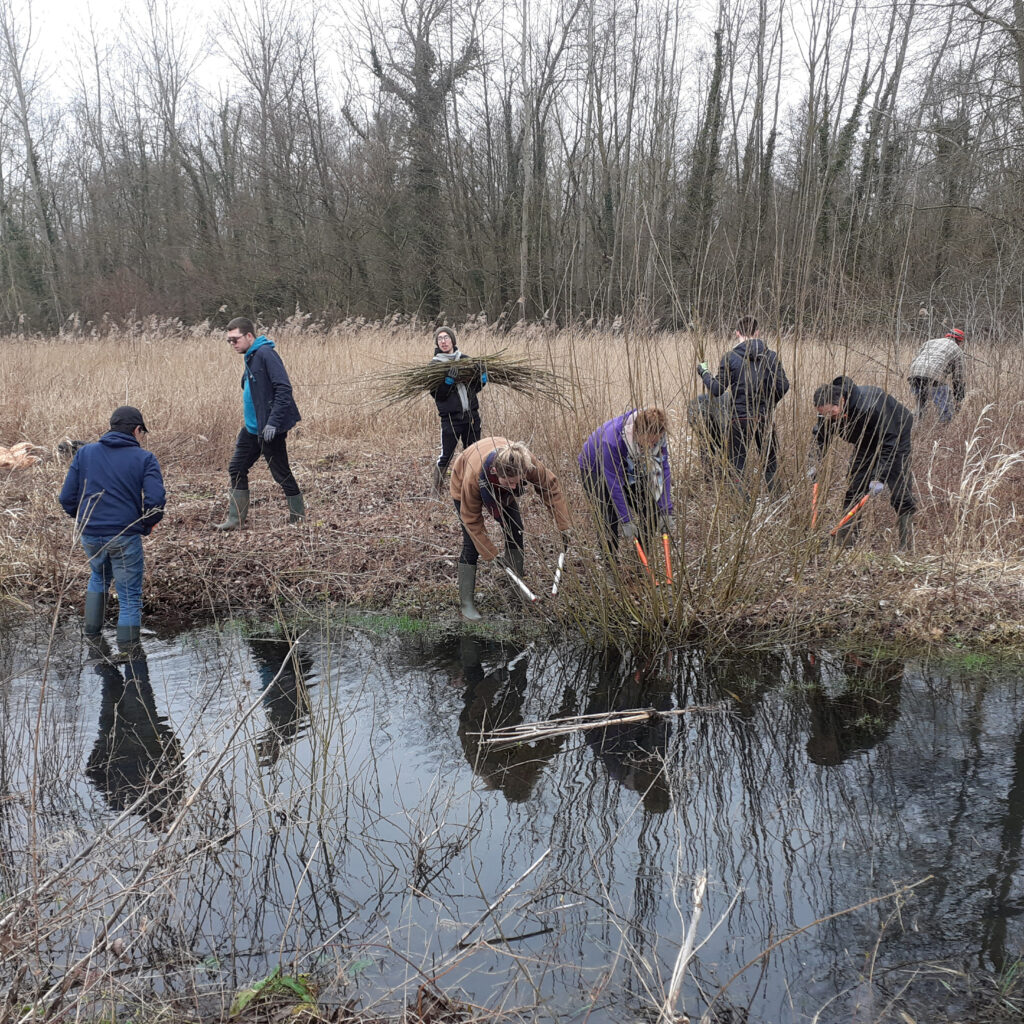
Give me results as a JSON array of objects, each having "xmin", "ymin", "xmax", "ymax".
[
  {"xmin": 897, "ymin": 511, "xmax": 915, "ymax": 552},
  {"xmin": 214, "ymin": 488, "xmax": 249, "ymax": 531},
  {"xmin": 431, "ymin": 464, "xmax": 447, "ymax": 498},
  {"xmin": 287, "ymin": 492, "xmax": 306, "ymax": 524},
  {"xmin": 458, "ymin": 562, "xmax": 482, "ymax": 621},
  {"xmin": 84, "ymin": 591, "xmax": 106, "ymax": 637}
]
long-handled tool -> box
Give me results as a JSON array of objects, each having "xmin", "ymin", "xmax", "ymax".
[
  {"xmin": 634, "ymin": 538, "xmax": 657, "ymax": 584},
  {"xmin": 550, "ymin": 551, "xmax": 566, "ymax": 596},
  {"xmin": 811, "ymin": 482, "xmax": 819, "ymax": 529},
  {"xmin": 829, "ymin": 492, "xmax": 870, "ymax": 537},
  {"xmin": 662, "ymin": 533, "xmax": 673, "ymax": 584},
  {"xmin": 501, "ymin": 563, "xmax": 538, "ymax": 602}
]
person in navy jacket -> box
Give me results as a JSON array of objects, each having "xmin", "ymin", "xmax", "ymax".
[
  {"xmin": 59, "ymin": 405, "xmax": 165, "ymax": 647},
  {"xmin": 215, "ymin": 316, "xmax": 303, "ymax": 530}
]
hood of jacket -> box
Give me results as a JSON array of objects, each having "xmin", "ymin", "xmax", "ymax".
[
  {"xmin": 245, "ymin": 335, "xmax": 275, "ymax": 360},
  {"xmin": 735, "ymin": 337, "xmax": 767, "ymax": 360},
  {"xmin": 98, "ymin": 430, "xmax": 141, "ymax": 449}
]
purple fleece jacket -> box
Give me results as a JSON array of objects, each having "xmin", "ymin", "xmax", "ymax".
[{"xmin": 578, "ymin": 412, "xmax": 673, "ymax": 524}]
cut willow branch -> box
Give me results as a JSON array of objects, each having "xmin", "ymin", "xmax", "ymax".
[
  {"xmin": 376, "ymin": 350, "xmax": 568, "ymax": 407},
  {"xmin": 471, "ymin": 703, "xmax": 730, "ymax": 749}
]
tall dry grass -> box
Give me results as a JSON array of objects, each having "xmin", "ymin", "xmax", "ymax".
[{"xmin": 0, "ymin": 316, "xmax": 1022, "ymax": 643}]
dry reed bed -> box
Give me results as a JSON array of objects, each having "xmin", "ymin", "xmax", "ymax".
[{"xmin": 1, "ymin": 323, "xmax": 1023, "ymax": 649}]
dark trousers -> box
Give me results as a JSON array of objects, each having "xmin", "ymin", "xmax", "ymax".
[
  {"xmin": 437, "ymin": 415, "xmax": 482, "ymax": 470},
  {"xmin": 580, "ymin": 465, "xmax": 656, "ymax": 552},
  {"xmin": 908, "ymin": 377, "xmax": 954, "ymax": 424},
  {"xmin": 454, "ymin": 498, "xmax": 523, "ymax": 566},
  {"xmin": 847, "ymin": 445, "xmax": 916, "ymax": 515},
  {"xmin": 228, "ymin": 428, "xmax": 300, "ymax": 497},
  {"xmin": 726, "ymin": 416, "xmax": 779, "ymax": 491}
]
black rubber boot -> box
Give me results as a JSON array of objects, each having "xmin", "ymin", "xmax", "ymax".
[
  {"xmin": 116, "ymin": 625, "xmax": 142, "ymax": 653},
  {"xmin": 832, "ymin": 519, "xmax": 861, "ymax": 550},
  {"xmin": 287, "ymin": 493, "xmax": 306, "ymax": 523},
  {"xmin": 431, "ymin": 464, "xmax": 446, "ymax": 498},
  {"xmin": 84, "ymin": 592, "xmax": 106, "ymax": 636},
  {"xmin": 458, "ymin": 562, "xmax": 482, "ymax": 621},
  {"xmin": 214, "ymin": 489, "xmax": 250, "ymax": 531},
  {"xmin": 898, "ymin": 511, "xmax": 915, "ymax": 552}
]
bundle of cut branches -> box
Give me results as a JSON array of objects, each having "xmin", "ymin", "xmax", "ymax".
[
  {"xmin": 471, "ymin": 702, "xmax": 730, "ymax": 749},
  {"xmin": 377, "ymin": 349, "xmax": 567, "ymax": 407}
]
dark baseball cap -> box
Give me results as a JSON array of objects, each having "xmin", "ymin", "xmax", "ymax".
[{"xmin": 109, "ymin": 405, "xmax": 148, "ymax": 432}]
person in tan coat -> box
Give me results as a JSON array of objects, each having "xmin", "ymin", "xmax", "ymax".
[{"xmin": 450, "ymin": 438, "xmax": 571, "ymax": 620}]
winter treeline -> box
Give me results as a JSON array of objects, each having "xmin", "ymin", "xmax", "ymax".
[{"xmin": 1, "ymin": 0, "xmax": 1022, "ymax": 335}]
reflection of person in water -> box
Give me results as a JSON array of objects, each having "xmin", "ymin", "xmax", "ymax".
[
  {"xmin": 802, "ymin": 651, "xmax": 904, "ymax": 766},
  {"xmin": 85, "ymin": 642, "xmax": 184, "ymax": 830},
  {"xmin": 248, "ymin": 637, "xmax": 315, "ymax": 768},
  {"xmin": 457, "ymin": 636, "xmax": 574, "ymax": 803},
  {"xmin": 584, "ymin": 649, "xmax": 674, "ymax": 814}
]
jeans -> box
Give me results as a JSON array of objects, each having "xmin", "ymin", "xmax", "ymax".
[
  {"xmin": 81, "ymin": 533, "xmax": 145, "ymax": 627},
  {"xmin": 909, "ymin": 377, "xmax": 954, "ymax": 424},
  {"xmin": 453, "ymin": 498, "xmax": 523, "ymax": 565}
]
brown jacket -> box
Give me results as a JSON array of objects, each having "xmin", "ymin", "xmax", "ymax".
[{"xmin": 449, "ymin": 437, "xmax": 571, "ymax": 561}]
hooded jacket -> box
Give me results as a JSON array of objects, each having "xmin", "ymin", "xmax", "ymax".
[
  {"xmin": 578, "ymin": 411, "xmax": 673, "ymax": 524},
  {"xmin": 700, "ymin": 337, "xmax": 789, "ymax": 420},
  {"xmin": 241, "ymin": 337, "xmax": 301, "ymax": 435},
  {"xmin": 59, "ymin": 431, "xmax": 165, "ymax": 537},
  {"xmin": 449, "ymin": 437, "xmax": 571, "ymax": 561},
  {"xmin": 813, "ymin": 376, "xmax": 913, "ymax": 478}
]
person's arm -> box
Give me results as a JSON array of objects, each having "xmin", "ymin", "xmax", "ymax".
[
  {"xmin": 699, "ymin": 355, "xmax": 730, "ymax": 398},
  {"xmin": 58, "ymin": 456, "xmax": 82, "ymax": 518},
  {"xmin": 530, "ymin": 462, "xmax": 572, "ymax": 531},
  {"xmin": 659, "ymin": 444, "xmax": 673, "ymax": 513},
  {"xmin": 264, "ymin": 349, "xmax": 297, "ymax": 429},
  {"xmin": 141, "ymin": 454, "xmax": 166, "ymax": 533},
  {"xmin": 600, "ymin": 429, "xmax": 632, "ymax": 524},
  {"xmin": 811, "ymin": 417, "xmax": 833, "ymax": 458}
]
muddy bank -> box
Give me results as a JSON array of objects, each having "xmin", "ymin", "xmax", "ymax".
[{"xmin": 11, "ymin": 448, "xmax": 1024, "ymax": 655}]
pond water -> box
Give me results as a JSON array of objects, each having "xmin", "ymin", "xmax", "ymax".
[{"xmin": 1, "ymin": 617, "xmax": 1023, "ymax": 1022}]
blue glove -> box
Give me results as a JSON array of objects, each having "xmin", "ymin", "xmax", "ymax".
[
  {"xmin": 868, "ymin": 480, "xmax": 884, "ymax": 496},
  {"xmin": 697, "ymin": 362, "xmax": 709, "ymax": 376},
  {"xmin": 480, "ymin": 371, "xmax": 488, "ymax": 385},
  {"xmin": 444, "ymin": 375, "xmax": 455, "ymax": 386},
  {"xmin": 262, "ymin": 424, "xmax": 277, "ymax": 443}
]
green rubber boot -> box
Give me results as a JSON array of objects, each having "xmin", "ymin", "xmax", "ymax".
[
  {"xmin": 116, "ymin": 624, "xmax": 141, "ymax": 647},
  {"xmin": 214, "ymin": 489, "xmax": 249, "ymax": 531},
  {"xmin": 458, "ymin": 562, "xmax": 482, "ymax": 621},
  {"xmin": 83, "ymin": 592, "xmax": 106, "ymax": 636},
  {"xmin": 287, "ymin": 493, "xmax": 306, "ymax": 524}
]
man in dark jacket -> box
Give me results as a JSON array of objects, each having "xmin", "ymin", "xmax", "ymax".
[
  {"xmin": 696, "ymin": 316, "xmax": 789, "ymax": 495},
  {"xmin": 59, "ymin": 406, "xmax": 165, "ymax": 646},
  {"xmin": 215, "ymin": 317, "xmax": 303, "ymax": 530},
  {"xmin": 810, "ymin": 376, "xmax": 916, "ymax": 550}
]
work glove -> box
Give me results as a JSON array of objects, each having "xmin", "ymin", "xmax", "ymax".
[
  {"xmin": 806, "ymin": 466, "xmax": 816, "ymax": 481},
  {"xmin": 620, "ymin": 522, "xmax": 638, "ymax": 542},
  {"xmin": 658, "ymin": 513, "xmax": 673, "ymax": 536},
  {"xmin": 868, "ymin": 480, "xmax": 884, "ymax": 496},
  {"xmin": 480, "ymin": 371, "xmax": 488, "ymax": 385},
  {"xmin": 262, "ymin": 424, "xmax": 277, "ymax": 443},
  {"xmin": 697, "ymin": 361, "xmax": 709, "ymax": 376},
  {"xmin": 444, "ymin": 375, "xmax": 456, "ymax": 386}
]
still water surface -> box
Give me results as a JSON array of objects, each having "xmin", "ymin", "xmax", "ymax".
[{"xmin": 2, "ymin": 619, "xmax": 1023, "ymax": 1021}]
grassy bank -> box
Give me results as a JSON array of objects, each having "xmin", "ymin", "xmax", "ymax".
[{"xmin": 2, "ymin": 319, "xmax": 1023, "ymax": 651}]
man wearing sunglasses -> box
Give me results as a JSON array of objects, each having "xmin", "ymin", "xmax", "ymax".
[{"xmin": 216, "ymin": 317, "xmax": 304, "ymax": 530}]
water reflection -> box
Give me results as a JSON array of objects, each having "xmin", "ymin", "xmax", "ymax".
[
  {"xmin": 456, "ymin": 636, "xmax": 575, "ymax": 802},
  {"xmin": 583, "ymin": 649, "xmax": 675, "ymax": 814},
  {"xmin": 801, "ymin": 651, "xmax": 904, "ymax": 765},
  {"xmin": 247, "ymin": 637, "xmax": 315, "ymax": 767},
  {"xmin": 84, "ymin": 640, "xmax": 184, "ymax": 830}
]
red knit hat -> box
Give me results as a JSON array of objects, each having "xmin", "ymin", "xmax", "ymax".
[{"xmin": 946, "ymin": 328, "xmax": 965, "ymax": 344}]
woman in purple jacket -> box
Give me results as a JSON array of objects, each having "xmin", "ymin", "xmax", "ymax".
[{"xmin": 579, "ymin": 408, "xmax": 673, "ymax": 553}]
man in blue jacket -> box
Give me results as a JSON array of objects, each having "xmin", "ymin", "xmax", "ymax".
[
  {"xmin": 59, "ymin": 406, "xmax": 165, "ymax": 646},
  {"xmin": 215, "ymin": 317, "xmax": 303, "ymax": 530},
  {"xmin": 697, "ymin": 316, "xmax": 789, "ymax": 496}
]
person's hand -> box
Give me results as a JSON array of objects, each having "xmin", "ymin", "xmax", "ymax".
[
  {"xmin": 806, "ymin": 466, "xmax": 816, "ymax": 481},
  {"xmin": 697, "ymin": 361, "xmax": 709, "ymax": 376},
  {"xmin": 868, "ymin": 480, "xmax": 884, "ymax": 496},
  {"xmin": 621, "ymin": 522, "xmax": 637, "ymax": 542},
  {"xmin": 262, "ymin": 424, "xmax": 277, "ymax": 443},
  {"xmin": 658, "ymin": 513, "xmax": 673, "ymax": 536},
  {"xmin": 444, "ymin": 374, "xmax": 456, "ymax": 386},
  {"xmin": 480, "ymin": 370, "xmax": 488, "ymax": 385}
]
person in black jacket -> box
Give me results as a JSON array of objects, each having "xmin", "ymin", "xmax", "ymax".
[
  {"xmin": 215, "ymin": 317, "xmax": 303, "ymax": 530},
  {"xmin": 429, "ymin": 325, "xmax": 486, "ymax": 496},
  {"xmin": 810, "ymin": 376, "xmax": 916, "ymax": 550},
  {"xmin": 696, "ymin": 316, "xmax": 789, "ymax": 496}
]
